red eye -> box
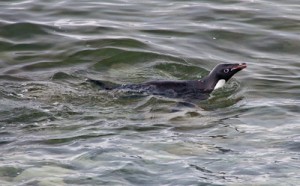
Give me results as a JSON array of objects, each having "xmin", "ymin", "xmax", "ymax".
[{"xmin": 224, "ymin": 69, "xmax": 229, "ymax": 73}]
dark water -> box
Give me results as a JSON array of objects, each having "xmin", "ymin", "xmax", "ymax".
[{"xmin": 1, "ymin": 0, "xmax": 300, "ymax": 185}]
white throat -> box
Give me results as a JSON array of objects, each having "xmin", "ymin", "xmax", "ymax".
[{"xmin": 214, "ymin": 79, "xmax": 226, "ymax": 90}]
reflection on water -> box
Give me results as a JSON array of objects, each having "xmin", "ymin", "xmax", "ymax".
[{"xmin": 0, "ymin": 0, "xmax": 300, "ymax": 185}]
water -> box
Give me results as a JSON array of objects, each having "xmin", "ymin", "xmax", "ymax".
[{"xmin": 0, "ymin": 0, "xmax": 300, "ymax": 185}]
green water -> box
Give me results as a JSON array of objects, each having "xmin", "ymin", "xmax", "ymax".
[{"xmin": 0, "ymin": 0, "xmax": 299, "ymax": 185}]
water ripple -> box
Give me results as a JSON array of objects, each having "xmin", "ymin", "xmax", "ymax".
[{"xmin": 0, "ymin": 0, "xmax": 300, "ymax": 185}]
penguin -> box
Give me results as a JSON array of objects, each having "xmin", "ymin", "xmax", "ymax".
[{"xmin": 88, "ymin": 63, "xmax": 246, "ymax": 100}]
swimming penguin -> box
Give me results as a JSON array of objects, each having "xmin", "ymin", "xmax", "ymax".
[{"xmin": 88, "ymin": 63, "xmax": 247, "ymax": 100}]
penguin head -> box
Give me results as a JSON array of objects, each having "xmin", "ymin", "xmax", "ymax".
[
  {"xmin": 206, "ymin": 63, "xmax": 247, "ymax": 90},
  {"xmin": 209, "ymin": 63, "xmax": 247, "ymax": 82}
]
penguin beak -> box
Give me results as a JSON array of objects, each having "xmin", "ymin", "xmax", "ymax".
[{"xmin": 231, "ymin": 63, "xmax": 247, "ymax": 70}]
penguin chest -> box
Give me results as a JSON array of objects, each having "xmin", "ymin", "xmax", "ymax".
[{"xmin": 214, "ymin": 79, "xmax": 226, "ymax": 90}]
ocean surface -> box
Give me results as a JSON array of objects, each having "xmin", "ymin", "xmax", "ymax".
[{"xmin": 0, "ymin": 0, "xmax": 300, "ymax": 185}]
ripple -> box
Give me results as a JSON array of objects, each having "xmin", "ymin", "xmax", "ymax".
[
  {"xmin": 1, "ymin": 0, "xmax": 300, "ymax": 185},
  {"xmin": 0, "ymin": 22, "xmax": 51, "ymax": 40}
]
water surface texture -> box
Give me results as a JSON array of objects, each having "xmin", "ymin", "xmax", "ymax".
[{"xmin": 1, "ymin": 0, "xmax": 300, "ymax": 185}]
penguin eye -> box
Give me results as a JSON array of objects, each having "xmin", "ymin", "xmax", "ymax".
[{"xmin": 223, "ymin": 69, "xmax": 229, "ymax": 73}]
